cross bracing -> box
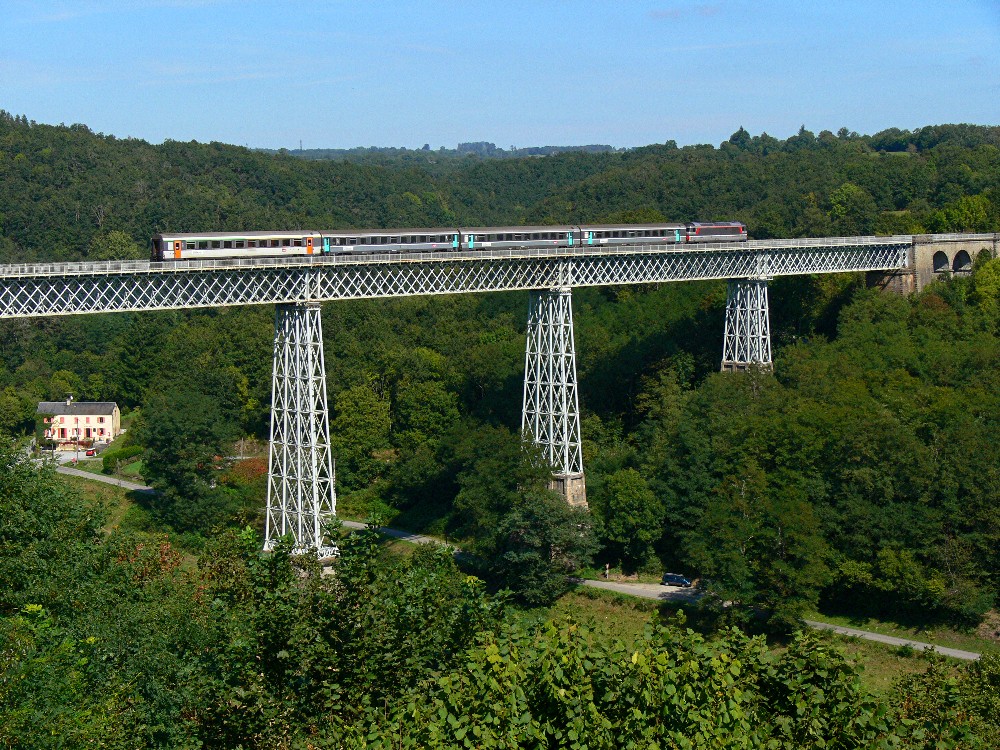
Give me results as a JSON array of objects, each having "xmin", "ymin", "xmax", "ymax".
[
  {"xmin": 722, "ymin": 278, "xmax": 772, "ymax": 372},
  {"xmin": 0, "ymin": 236, "xmax": 910, "ymax": 319}
]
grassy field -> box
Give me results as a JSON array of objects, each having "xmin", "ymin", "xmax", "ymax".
[
  {"xmin": 807, "ymin": 629, "xmax": 962, "ymax": 695},
  {"xmin": 55, "ymin": 472, "xmax": 140, "ymax": 532}
]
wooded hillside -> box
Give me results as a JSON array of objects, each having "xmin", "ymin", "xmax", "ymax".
[{"xmin": 1, "ymin": 113, "xmax": 998, "ymax": 627}]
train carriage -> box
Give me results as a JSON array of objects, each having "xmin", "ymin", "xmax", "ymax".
[
  {"xmin": 577, "ymin": 223, "xmax": 687, "ymax": 246},
  {"xmin": 153, "ymin": 231, "xmax": 322, "ymax": 261},
  {"xmin": 460, "ymin": 225, "xmax": 578, "ymax": 250},
  {"xmin": 318, "ymin": 227, "xmax": 460, "ymax": 254}
]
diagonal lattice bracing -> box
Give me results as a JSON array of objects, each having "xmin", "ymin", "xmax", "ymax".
[
  {"xmin": 264, "ymin": 302, "xmax": 338, "ymax": 557},
  {"xmin": 721, "ymin": 278, "xmax": 772, "ymax": 372},
  {"xmin": 522, "ymin": 287, "xmax": 587, "ymax": 507},
  {"xmin": 0, "ymin": 239, "xmax": 910, "ymax": 319}
]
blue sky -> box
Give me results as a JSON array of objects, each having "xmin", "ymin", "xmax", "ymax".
[{"xmin": 2, "ymin": 1, "xmax": 998, "ymax": 149}]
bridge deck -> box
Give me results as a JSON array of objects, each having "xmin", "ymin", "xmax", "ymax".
[{"xmin": 0, "ymin": 235, "xmax": 911, "ymax": 319}]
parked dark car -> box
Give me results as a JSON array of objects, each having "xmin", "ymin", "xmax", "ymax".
[{"xmin": 661, "ymin": 573, "xmax": 692, "ymax": 587}]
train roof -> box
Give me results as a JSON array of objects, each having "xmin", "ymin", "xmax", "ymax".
[
  {"xmin": 155, "ymin": 230, "xmax": 316, "ymax": 240},
  {"xmin": 577, "ymin": 223, "xmax": 686, "ymax": 230},
  {"xmin": 317, "ymin": 227, "xmax": 459, "ymax": 236},
  {"xmin": 459, "ymin": 225, "xmax": 577, "ymax": 234}
]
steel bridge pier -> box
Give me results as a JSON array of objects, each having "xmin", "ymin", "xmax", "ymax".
[
  {"xmin": 721, "ymin": 277, "xmax": 773, "ymax": 372},
  {"xmin": 264, "ymin": 302, "xmax": 338, "ymax": 556},
  {"xmin": 522, "ymin": 287, "xmax": 587, "ymax": 507}
]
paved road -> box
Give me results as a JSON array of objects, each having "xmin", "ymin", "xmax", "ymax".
[
  {"xmin": 803, "ymin": 620, "xmax": 981, "ymax": 661},
  {"xmin": 338, "ymin": 519, "xmax": 454, "ymax": 548},
  {"xmin": 573, "ymin": 577, "xmax": 700, "ymax": 604},
  {"xmin": 573, "ymin": 579, "xmax": 980, "ymax": 661},
  {"xmin": 54, "ymin": 464, "xmax": 154, "ymax": 493}
]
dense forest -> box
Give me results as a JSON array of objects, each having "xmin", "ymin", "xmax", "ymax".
[{"xmin": 2, "ymin": 113, "xmax": 1000, "ymax": 745}]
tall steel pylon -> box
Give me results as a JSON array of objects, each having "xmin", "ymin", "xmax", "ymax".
[
  {"xmin": 264, "ymin": 302, "xmax": 338, "ymax": 556},
  {"xmin": 522, "ymin": 287, "xmax": 587, "ymax": 507},
  {"xmin": 721, "ymin": 278, "xmax": 772, "ymax": 372}
]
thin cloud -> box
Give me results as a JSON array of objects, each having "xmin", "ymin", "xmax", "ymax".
[
  {"xmin": 25, "ymin": 0, "xmax": 234, "ymax": 23},
  {"xmin": 649, "ymin": 4, "xmax": 722, "ymax": 21}
]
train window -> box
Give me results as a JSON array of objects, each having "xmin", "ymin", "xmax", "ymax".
[
  {"xmin": 185, "ymin": 242, "xmax": 195, "ymax": 250},
  {"xmin": 235, "ymin": 240, "xmax": 245, "ymax": 248},
  {"xmin": 293, "ymin": 239, "xmax": 303, "ymax": 247},
  {"xmin": 210, "ymin": 241, "xmax": 220, "ymax": 248},
  {"xmin": 223, "ymin": 241, "xmax": 233, "ymax": 249},
  {"xmin": 270, "ymin": 239, "xmax": 280, "ymax": 247},
  {"xmin": 198, "ymin": 241, "xmax": 208, "ymax": 249}
]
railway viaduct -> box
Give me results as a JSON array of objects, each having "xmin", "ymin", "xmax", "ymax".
[{"xmin": 1, "ymin": 232, "xmax": 980, "ymax": 555}]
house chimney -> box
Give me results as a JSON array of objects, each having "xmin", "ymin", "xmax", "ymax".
[{"xmin": 66, "ymin": 394, "xmax": 73, "ymax": 407}]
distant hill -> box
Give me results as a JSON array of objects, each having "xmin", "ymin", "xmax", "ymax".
[{"xmin": 261, "ymin": 142, "xmax": 620, "ymax": 164}]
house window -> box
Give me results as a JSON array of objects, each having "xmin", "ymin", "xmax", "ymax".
[
  {"xmin": 99, "ymin": 417, "xmax": 105, "ymax": 423},
  {"xmin": 60, "ymin": 416, "xmax": 65, "ymax": 423},
  {"xmin": 86, "ymin": 417, "xmax": 90, "ymax": 424}
]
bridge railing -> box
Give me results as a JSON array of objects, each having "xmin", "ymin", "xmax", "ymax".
[{"xmin": 913, "ymin": 232, "xmax": 998, "ymax": 243}]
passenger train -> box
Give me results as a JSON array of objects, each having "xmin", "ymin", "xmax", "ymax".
[{"xmin": 151, "ymin": 221, "xmax": 747, "ymax": 261}]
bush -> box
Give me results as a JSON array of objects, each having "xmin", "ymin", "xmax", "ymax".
[{"xmin": 101, "ymin": 445, "xmax": 143, "ymax": 474}]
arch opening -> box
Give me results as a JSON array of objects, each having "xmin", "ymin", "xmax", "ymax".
[
  {"xmin": 932, "ymin": 250, "xmax": 949, "ymax": 273},
  {"xmin": 953, "ymin": 250, "xmax": 972, "ymax": 273}
]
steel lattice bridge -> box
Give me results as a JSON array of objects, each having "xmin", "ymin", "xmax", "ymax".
[{"xmin": 0, "ymin": 235, "xmax": 911, "ymax": 555}]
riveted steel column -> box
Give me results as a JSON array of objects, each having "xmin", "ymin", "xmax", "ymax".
[
  {"xmin": 522, "ymin": 287, "xmax": 587, "ymax": 507},
  {"xmin": 721, "ymin": 278, "xmax": 772, "ymax": 372},
  {"xmin": 264, "ymin": 302, "xmax": 338, "ymax": 556}
]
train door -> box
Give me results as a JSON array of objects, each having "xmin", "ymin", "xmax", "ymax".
[
  {"xmin": 173, "ymin": 241, "xmax": 182, "ymax": 259},
  {"xmin": 306, "ymin": 237, "xmax": 314, "ymax": 255}
]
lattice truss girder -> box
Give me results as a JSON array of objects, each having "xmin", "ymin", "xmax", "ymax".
[
  {"xmin": 264, "ymin": 303, "xmax": 337, "ymax": 556},
  {"xmin": 0, "ymin": 242, "xmax": 909, "ymax": 318},
  {"xmin": 722, "ymin": 278, "xmax": 772, "ymax": 369},
  {"xmin": 522, "ymin": 288, "xmax": 583, "ymax": 477}
]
